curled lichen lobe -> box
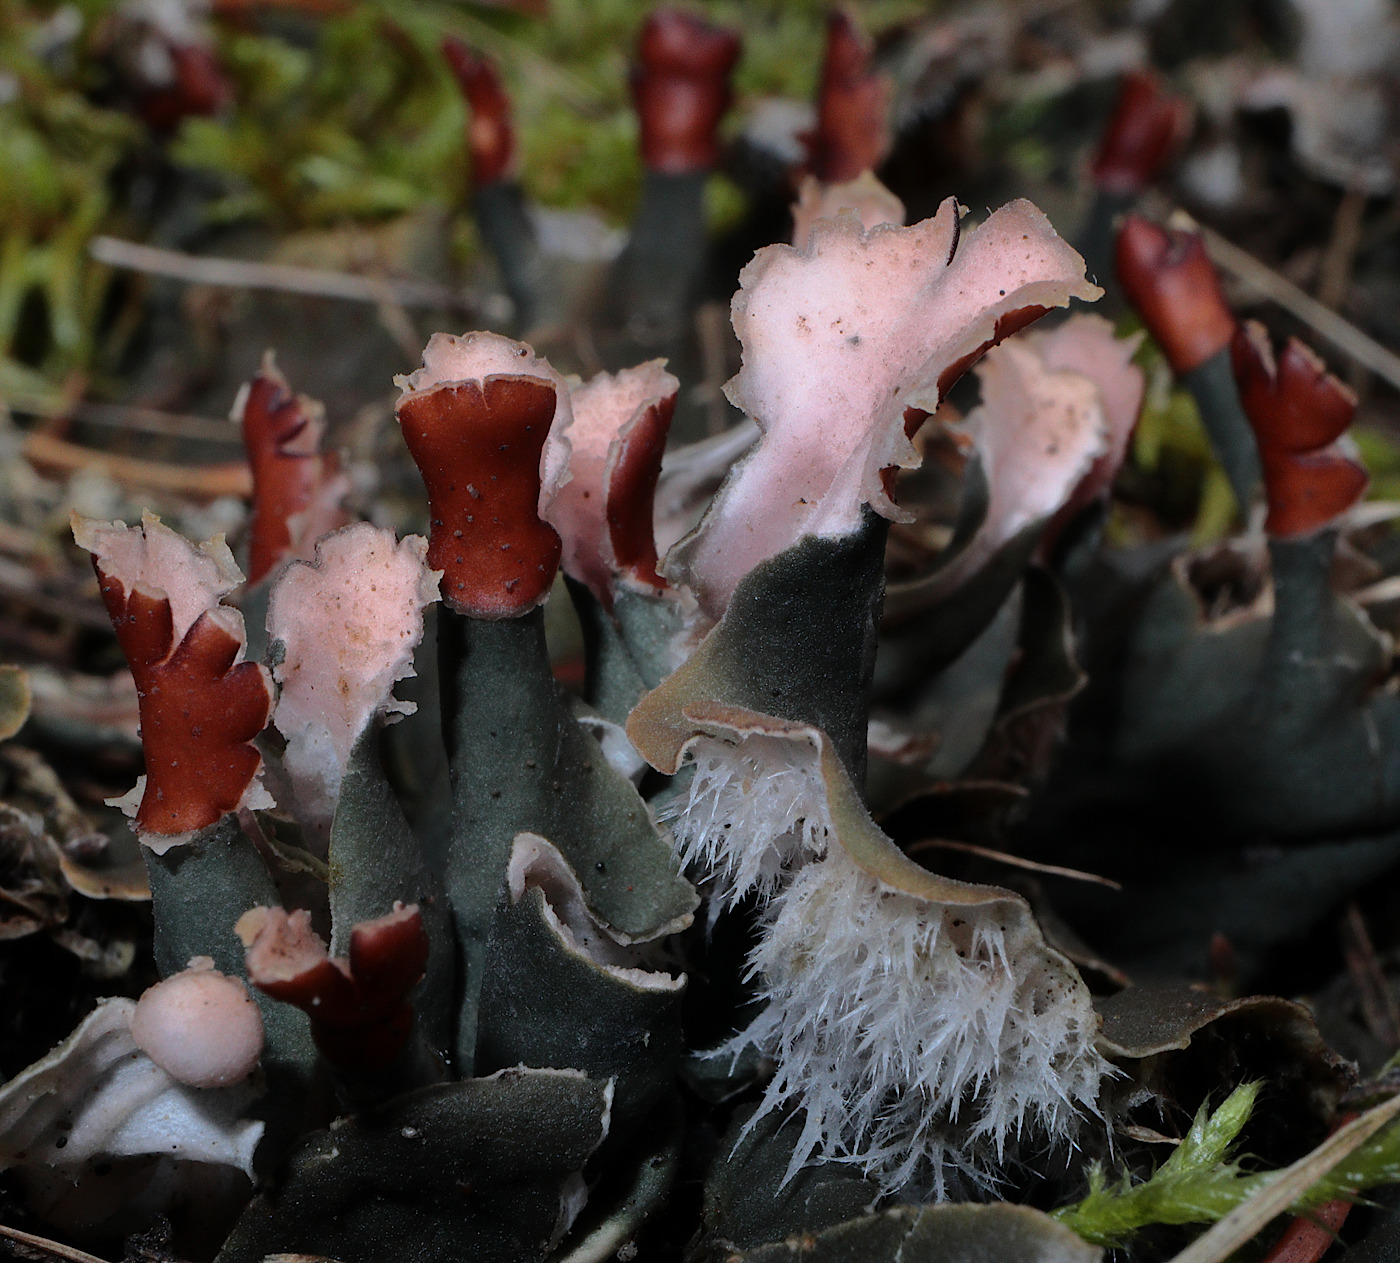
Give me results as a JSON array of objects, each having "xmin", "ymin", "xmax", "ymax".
[
  {"xmin": 236, "ymin": 356, "xmax": 333, "ymax": 585},
  {"xmin": 131, "ymin": 959, "xmax": 264, "ymax": 1089},
  {"xmin": 1232, "ymin": 322, "xmax": 1367, "ymax": 537},
  {"xmin": 239, "ymin": 903, "xmax": 429, "ymax": 1072},
  {"xmin": 547, "ymin": 361, "xmax": 678, "ymax": 604},
  {"xmin": 74, "ymin": 514, "xmax": 272, "ymax": 840}
]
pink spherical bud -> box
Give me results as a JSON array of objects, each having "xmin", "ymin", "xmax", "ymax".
[{"xmin": 131, "ymin": 958, "xmax": 264, "ymax": 1089}]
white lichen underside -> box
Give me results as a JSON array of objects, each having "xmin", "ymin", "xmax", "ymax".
[
  {"xmin": 733, "ymin": 844, "xmax": 1105, "ymax": 1197},
  {"xmin": 1028, "ymin": 314, "xmax": 1145, "ymax": 508},
  {"xmin": 0, "ymin": 998, "xmax": 262, "ymax": 1177},
  {"xmin": 931, "ymin": 341, "xmax": 1107, "ymax": 597}
]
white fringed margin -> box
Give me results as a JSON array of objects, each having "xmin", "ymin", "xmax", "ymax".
[
  {"xmin": 664, "ymin": 731, "xmax": 1106, "ymax": 1197},
  {"xmin": 661, "ymin": 732, "xmax": 830, "ymax": 909},
  {"xmin": 733, "ymin": 845, "xmax": 1106, "ymax": 1196}
]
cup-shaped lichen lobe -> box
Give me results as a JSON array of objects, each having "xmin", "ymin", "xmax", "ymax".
[
  {"xmin": 631, "ymin": 9, "xmax": 742, "ymax": 173},
  {"xmin": 1115, "ymin": 215, "xmax": 1236, "ymax": 375},
  {"xmin": 1091, "ymin": 69, "xmax": 1191, "ymax": 196},
  {"xmin": 240, "ymin": 903, "xmax": 429, "ymax": 1072},
  {"xmin": 395, "ymin": 332, "xmax": 571, "ymax": 619},
  {"xmin": 810, "ymin": 9, "xmax": 892, "ymax": 184}
]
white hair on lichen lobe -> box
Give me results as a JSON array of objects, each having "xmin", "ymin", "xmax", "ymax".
[
  {"xmin": 658, "ymin": 720, "xmax": 1108, "ymax": 1193},
  {"xmin": 730, "ymin": 843, "xmax": 1108, "ymax": 1198},
  {"xmin": 659, "ymin": 731, "xmax": 831, "ymax": 910}
]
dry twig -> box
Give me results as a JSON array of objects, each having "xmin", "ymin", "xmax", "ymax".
[
  {"xmin": 0, "ymin": 1223, "xmax": 113, "ymax": 1263},
  {"xmin": 88, "ymin": 237, "xmax": 490, "ymax": 315},
  {"xmin": 5, "ymin": 394, "xmax": 238, "ymax": 444},
  {"xmin": 1341, "ymin": 903, "xmax": 1400, "ymax": 1053},
  {"xmin": 907, "ymin": 838, "xmax": 1123, "ymax": 890},
  {"xmin": 1317, "ymin": 188, "xmax": 1368, "ymax": 313},
  {"xmin": 21, "ymin": 432, "xmax": 251, "ymax": 499}
]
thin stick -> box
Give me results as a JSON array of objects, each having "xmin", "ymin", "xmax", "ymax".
[
  {"xmin": 89, "ymin": 236, "xmax": 490, "ymax": 314},
  {"xmin": 1317, "ymin": 187, "xmax": 1367, "ymax": 312},
  {"xmin": 22, "ymin": 432, "xmax": 251, "ymax": 499},
  {"xmin": 695, "ymin": 300, "xmax": 734, "ymax": 438},
  {"xmin": 6, "ymin": 393, "xmax": 238, "ymax": 443},
  {"xmin": 1166, "ymin": 210, "xmax": 1400, "ymax": 393},
  {"xmin": 1341, "ymin": 904, "xmax": 1400, "ymax": 1052},
  {"xmin": 906, "ymin": 838, "xmax": 1123, "ymax": 890},
  {"xmin": 1169, "ymin": 1092, "xmax": 1400, "ymax": 1263},
  {"xmin": 0, "ymin": 1222, "xmax": 113, "ymax": 1263}
]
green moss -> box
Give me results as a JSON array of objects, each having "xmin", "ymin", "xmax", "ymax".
[
  {"xmin": 1354, "ymin": 425, "xmax": 1400, "ymax": 502},
  {"xmin": 0, "ymin": 0, "xmax": 949, "ymax": 381},
  {"xmin": 172, "ymin": 7, "xmax": 469, "ymax": 227},
  {"xmin": 705, "ymin": 171, "xmax": 749, "ymax": 235},
  {"xmin": 1054, "ymin": 1082, "xmax": 1267, "ymax": 1248},
  {"xmin": 0, "ymin": 3, "xmax": 137, "ymax": 374},
  {"xmin": 1056, "ymin": 1082, "xmax": 1400, "ymax": 1251}
]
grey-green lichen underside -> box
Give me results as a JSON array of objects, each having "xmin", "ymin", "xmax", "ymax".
[
  {"xmin": 215, "ymin": 1069, "xmax": 613, "ymax": 1263},
  {"xmin": 329, "ymin": 726, "xmax": 455, "ymax": 1054},
  {"xmin": 630, "ymin": 511, "xmax": 888, "ymax": 780},
  {"xmin": 439, "ymin": 607, "xmax": 695, "ymax": 1068},
  {"xmin": 1117, "ymin": 531, "xmax": 1400, "ymax": 839},
  {"xmin": 721, "ymin": 1202, "xmax": 1101, "ymax": 1263},
  {"xmin": 476, "ymin": 882, "xmax": 683, "ymax": 1135}
]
